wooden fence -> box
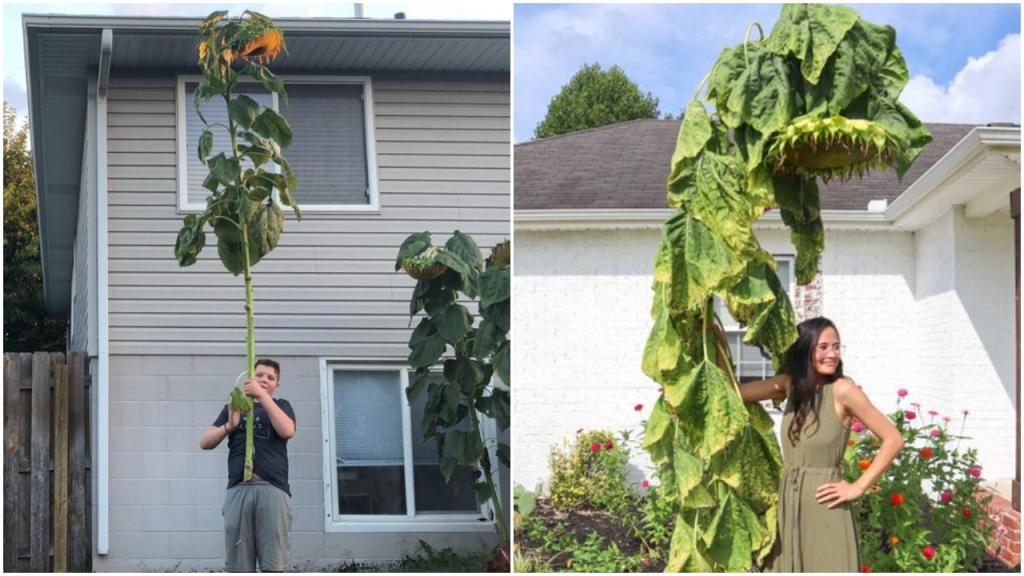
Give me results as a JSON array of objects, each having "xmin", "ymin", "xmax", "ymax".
[{"xmin": 4, "ymin": 352, "xmax": 92, "ymax": 572}]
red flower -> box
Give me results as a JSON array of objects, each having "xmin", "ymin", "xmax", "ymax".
[
  {"xmin": 940, "ymin": 490, "xmax": 952, "ymax": 503},
  {"xmin": 634, "ymin": 403, "xmax": 643, "ymax": 412},
  {"xmin": 969, "ymin": 466, "xmax": 982, "ymax": 478},
  {"xmin": 919, "ymin": 447, "xmax": 933, "ymax": 459},
  {"xmin": 641, "ymin": 480, "xmax": 650, "ymax": 489},
  {"xmin": 922, "ymin": 546, "xmax": 936, "ymax": 560},
  {"xmin": 904, "ymin": 410, "xmax": 916, "ymax": 420},
  {"xmin": 604, "ymin": 439, "xmax": 614, "ymax": 451},
  {"xmin": 861, "ymin": 565, "xmax": 871, "ymax": 573},
  {"xmin": 890, "ymin": 492, "xmax": 905, "ymax": 507},
  {"xmin": 962, "ymin": 507, "xmax": 972, "ymax": 518},
  {"xmin": 589, "ymin": 442, "xmax": 601, "ymax": 453}
]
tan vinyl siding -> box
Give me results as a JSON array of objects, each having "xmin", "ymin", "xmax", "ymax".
[{"xmin": 106, "ymin": 76, "xmax": 509, "ymax": 357}]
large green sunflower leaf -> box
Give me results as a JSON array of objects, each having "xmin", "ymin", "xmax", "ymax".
[
  {"xmin": 668, "ymin": 100, "xmax": 714, "ymax": 183},
  {"xmin": 656, "ymin": 209, "xmax": 745, "ymax": 313},
  {"xmin": 704, "ymin": 491, "xmax": 754, "ymax": 572},
  {"xmin": 724, "ymin": 48, "xmax": 797, "ymax": 136},
  {"xmin": 676, "ymin": 361, "xmax": 748, "ymax": 459},
  {"xmin": 725, "ymin": 257, "xmax": 799, "ymax": 358},
  {"xmin": 805, "ymin": 19, "xmax": 895, "ymax": 116},
  {"xmin": 766, "ymin": 3, "xmax": 860, "ymax": 85}
]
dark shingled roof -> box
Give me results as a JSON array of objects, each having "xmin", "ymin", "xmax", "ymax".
[{"xmin": 514, "ymin": 119, "xmax": 978, "ymax": 211}]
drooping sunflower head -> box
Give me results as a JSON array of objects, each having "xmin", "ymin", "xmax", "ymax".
[
  {"xmin": 490, "ymin": 240, "xmax": 511, "ymax": 269},
  {"xmin": 196, "ymin": 11, "xmax": 286, "ymax": 78},
  {"xmin": 236, "ymin": 28, "xmax": 285, "ymax": 65},
  {"xmin": 766, "ymin": 116, "xmax": 901, "ymax": 181},
  {"xmin": 401, "ymin": 246, "xmax": 448, "ymax": 281}
]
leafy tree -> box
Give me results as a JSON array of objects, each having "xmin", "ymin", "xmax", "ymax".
[
  {"xmin": 534, "ymin": 63, "xmax": 659, "ymax": 139},
  {"xmin": 4, "ymin": 102, "xmax": 67, "ymax": 351}
]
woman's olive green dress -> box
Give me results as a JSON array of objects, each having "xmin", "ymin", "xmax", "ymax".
[{"xmin": 766, "ymin": 383, "xmax": 860, "ymax": 572}]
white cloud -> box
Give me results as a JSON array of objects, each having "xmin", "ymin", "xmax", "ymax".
[{"xmin": 900, "ymin": 34, "xmax": 1020, "ymax": 125}]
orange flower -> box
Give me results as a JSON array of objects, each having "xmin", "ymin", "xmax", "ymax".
[
  {"xmin": 237, "ymin": 29, "xmax": 284, "ymax": 64},
  {"xmin": 858, "ymin": 459, "xmax": 872, "ymax": 470},
  {"xmin": 889, "ymin": 535, "xmax": 900, "ymax": 546},
  {"xmin": 847, "ymin": 439, "xmax": 855, "ymax": 446}
]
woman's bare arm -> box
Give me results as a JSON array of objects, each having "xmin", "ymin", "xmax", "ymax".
[
  {"xmin": 834, "ymin": 378, "xmax": 904, "ymax": 492},
  {"xmin": 738, "ymin": 373, "xmax": 790, "ymax": 403}
]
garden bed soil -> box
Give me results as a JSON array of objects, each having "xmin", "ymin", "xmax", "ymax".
[{"xmin": 516, "ymin": 499, "xmax": 666, "ymax": 572}]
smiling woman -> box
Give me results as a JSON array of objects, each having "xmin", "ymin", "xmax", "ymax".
[{"xmin": 740, "ymin": 318, "xmax": 904, "ymax": 572}]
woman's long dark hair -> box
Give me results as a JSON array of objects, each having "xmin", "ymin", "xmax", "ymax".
[{"xmin": 783, "ymin": 317, "xmax": 844, "ymax": 446}]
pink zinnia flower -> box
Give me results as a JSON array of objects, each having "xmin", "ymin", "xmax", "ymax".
[
  {"xmin": 962, "ymin": 409, "xmax": 969, "ymax": 416},
  {"xmin": 641, "ymin": 480, "xmax": 650, "ymax": 489},
  {"xmin": 928, "ymin": 410, "xmax": 938, "ymax": 417},
  {"xmin": 911, "ymin": 402, "xmax": 921, "ymax": 410},
  {"xmin": 576, "ymin": 428, "xmax": 583, "ymax": 435},
  {"xmin": 897, "ymin": 388, "xmax": 908, "ymax": 398},
  {"xmin": 940, "ymin": 490, "xmax": 952, "ymax": 503},
  {"xmin": 942, "ymin": 416, "xmax": 951, "ymax": 424},
  {"xmin": 969, "ymin": 466, "xmax": 982, "ymax": 478},
  {"xmin": 852, "ymin": 421, "xmax": 865, "ymax": 433},
  {"xmin": 590, "ymin": 442, "xmax": 601, "ymax": 453},
  {"xmin": 930, "ymin": 428, "xmax": 941, "ymax": 437},
  {"xmin": 904, "ymin": 411, "xmax": 916, "ymax": 420},
  {"xmin": 634, "ymin": 403, "xmax": 643, "ymax": 412}
]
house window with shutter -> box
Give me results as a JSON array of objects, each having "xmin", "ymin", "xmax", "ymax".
[
  {"xmin": 319, "ymin": 364, "xmax": 498, "ymax": 532},
  {"xmin": 176, "ymin": 76, "xmax": 379, "ymax": 214}
]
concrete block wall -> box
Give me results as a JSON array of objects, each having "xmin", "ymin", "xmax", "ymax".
[{"xmin": 92, "ymin": 354, "xmax": 499, "ymax": 571}]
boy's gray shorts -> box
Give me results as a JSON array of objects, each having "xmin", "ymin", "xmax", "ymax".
[{"xmin": 222, "ymin": 481, "xmax": 292, "ymax": 572}]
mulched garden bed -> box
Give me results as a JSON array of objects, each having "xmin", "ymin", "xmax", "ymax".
[
  {"xmin": 516, "ymin": 499, "xmax": 666, "ymax": 572},
  {"xmin": 518, "ymin": 499, "xmax": 1017, "ymax": 573}
]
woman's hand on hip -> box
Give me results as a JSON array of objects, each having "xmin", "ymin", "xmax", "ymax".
[{"xmin": 815, "ymin": 481, "xmax": 864, "ymax": 508}]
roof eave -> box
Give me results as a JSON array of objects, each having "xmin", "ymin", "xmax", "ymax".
[{"xmin": 886, "ymin": 126, "xmax": 1021, "ymax": 230}]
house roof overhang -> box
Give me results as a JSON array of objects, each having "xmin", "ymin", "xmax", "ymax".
[
  {"xmin": 24, "ymin": 14, "xmax": 510, "ymax": 315},
  {"xmin": 885, "ymin": 126, "xmax": 1021, "ymax": 230}
]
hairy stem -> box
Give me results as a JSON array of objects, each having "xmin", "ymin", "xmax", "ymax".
[
  {"xmin": 227, "ymin": 91, "xmax": 257, "ymax": 481},
  {"xmin": 469, "ymin": 405, "xmax": 509, "ymax": 545}
]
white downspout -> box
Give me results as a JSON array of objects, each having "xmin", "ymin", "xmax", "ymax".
[{"xmin": 96, "ymin": 27, "xmax": 112, "ymax": 556}]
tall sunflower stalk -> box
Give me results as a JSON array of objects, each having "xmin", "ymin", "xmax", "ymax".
[
  {"xmin": 643, "ymin": 4, "xmax": 930, "ymax": 571},
  {"xmin": 175, "ymin": 10, "xmax": 300, "ymax": 480}
]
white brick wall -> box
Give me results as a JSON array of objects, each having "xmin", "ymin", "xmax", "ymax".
[{"xmin": 514, "ymin": 209, "xmax": 1017, "ymax": 491}]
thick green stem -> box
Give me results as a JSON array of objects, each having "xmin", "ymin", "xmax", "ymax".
[
  {"xmin": 227, "ymin": 91, "xmax": 257, "ymax": 481},
  {"xmin": 469, "ymin": 405, "xmax": 509, "ymax": 545}
]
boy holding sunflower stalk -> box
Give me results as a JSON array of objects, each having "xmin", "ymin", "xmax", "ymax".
[{"xmin": 181, "ymin": 10, "xmax": 298, "ymax": 572}]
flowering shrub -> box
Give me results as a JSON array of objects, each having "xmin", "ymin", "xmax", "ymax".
[
  {"xmin": 548, "ymin": 429, "xmax": 634, "ymax": 513},
  {"xmin": 843, "ymin": 392, "xmax": 994, "ymax": 572}
]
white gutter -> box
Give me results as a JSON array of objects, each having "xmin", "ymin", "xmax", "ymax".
[
  {"xmin": 96, "ymin": 28, "xmax": 111, "ymax": 557},
  {"xmin": 20, "ymin": 13, "xmax": 509, "ymax": 36},
  {"xmin": 514, "ymin": 208, "xmax": 895, "ymax": 232},
  {"xmin": 886, "ymin": 126, "xmax": 1021, "ymax": 226}
]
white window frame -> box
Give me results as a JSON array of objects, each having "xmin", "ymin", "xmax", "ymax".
[
  {"xmin": 717, "ymin": 254, "xmax": 796, "ymax": 382},
  {"xmin": 175, "ymin": 74, "xmax": 380, "ymax": 215},
  {"xmin": 318, "ymin": 360, "xmax": 499, "ymax": 533}
]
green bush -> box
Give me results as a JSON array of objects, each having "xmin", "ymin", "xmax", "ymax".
[
  {"xmin": 843, "ymin": 392, "xmax": 994, "ymax": 572},
  {"xmin": 548, "ymin": 430, "xmax": 636, "ymax": 513}
]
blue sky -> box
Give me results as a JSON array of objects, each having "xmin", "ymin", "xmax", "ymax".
[
  {"xmin": 515, "ymin": 3, "xmax": 1021, "ymax": 142},
  {"xmin": 2, "ymin": 1, "xmax": 510, "ymax": 126}
]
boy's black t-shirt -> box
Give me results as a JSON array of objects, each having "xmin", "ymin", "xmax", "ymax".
[{"xmin": 213, "ymin": 398, "xmax": 295, "ymax": 496}]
